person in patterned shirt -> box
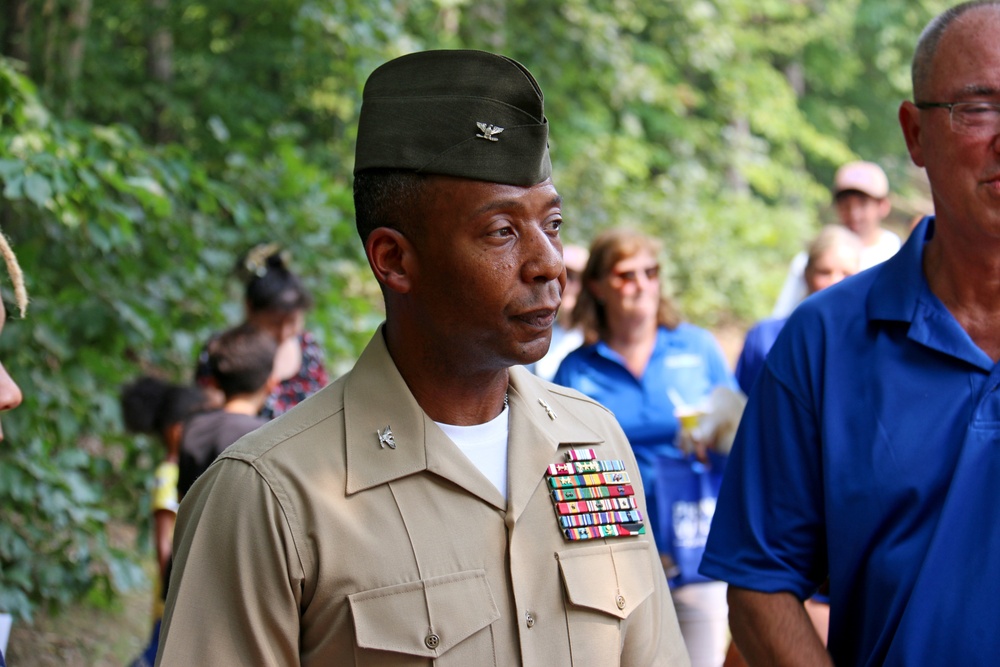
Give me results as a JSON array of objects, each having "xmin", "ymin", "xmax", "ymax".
[{"xmin": 195, "ymin": 244, "xmax": 329, "ymax": 419}]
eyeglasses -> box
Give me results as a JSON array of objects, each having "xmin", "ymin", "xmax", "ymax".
[
  {"xmin": 608, "ymin": 265, "xmax": 660, "ymax": 287},
  {"xmin": 915, "ymin": 101, "xmax": 1000, "ymax": 137}
]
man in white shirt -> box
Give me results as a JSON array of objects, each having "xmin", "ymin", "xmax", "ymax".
[{"xmin": 772, "ymin": 160, "xmax": 901, "ymax": 318}]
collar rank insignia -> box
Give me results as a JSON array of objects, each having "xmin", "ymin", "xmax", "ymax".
[
  {"xmin": 538, "ymin": 399, "xmax": 557, "ymax": 420},
  {"xmin": 544, "ymin": 447, "xmax": 645, "ymax": 541},
  {"xmin": 476, "ymin": 122, "xmax": 504, "ymax": 142},
  {"xmin": 377, "ymin": 425, "xmax": 396, "ymax": 449}
]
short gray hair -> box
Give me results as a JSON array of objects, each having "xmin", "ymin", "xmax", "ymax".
[{"xmin": 912, "ymin": 1, "xmax": 1000, "ymax": 100}]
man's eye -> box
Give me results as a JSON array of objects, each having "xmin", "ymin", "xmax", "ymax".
[{"xmin": 961, "ymin": 103, "xmax": 1000, "ymax": 115}]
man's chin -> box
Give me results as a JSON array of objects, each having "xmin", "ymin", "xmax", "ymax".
[{"xmin": 515, "ymin": 334, "xmax": 553, "ymax": 367}]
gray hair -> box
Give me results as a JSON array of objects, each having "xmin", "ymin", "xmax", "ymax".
[
  {"xmin": 912, "ymin": 1, "xmax": 1000, "ymax": 100},
  {"xmin": 805, "ymin": 225, "xmax": 862, "ymax": 272}
]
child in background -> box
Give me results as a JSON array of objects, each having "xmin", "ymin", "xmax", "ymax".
[
  {"xmin": 195, "ymin": 244, "xmax": 329, "ymax": 418},
  {"xmin": 120, "ymin": 377, "xmax": 206, "ymax": 667},
  {"xmin": 179, "ymin": 323, "xmax": 277, "ymax": 498}
]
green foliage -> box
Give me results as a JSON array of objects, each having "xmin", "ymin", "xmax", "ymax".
[{"xmin": 0, "ymin": 56, "xmax": 376, "ymax": 618}]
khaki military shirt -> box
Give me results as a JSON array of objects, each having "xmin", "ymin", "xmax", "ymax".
[{"xmin": 157, "ymin": 328, "xmax": 688, "ymax": 666}]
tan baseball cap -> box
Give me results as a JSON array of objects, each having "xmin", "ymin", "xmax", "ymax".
[{"xmin": 833, "ymin": 161, "xmax": 889, "ymax": 199}]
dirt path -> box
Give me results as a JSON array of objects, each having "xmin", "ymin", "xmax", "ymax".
[{"xmin": 5, "ymin": 527, "xmax": 153, "ymax": 667}]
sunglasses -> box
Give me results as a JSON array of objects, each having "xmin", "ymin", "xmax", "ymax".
[{"xmin": 609, "ymin": 265, "xmax": 660, "ymax": 286}]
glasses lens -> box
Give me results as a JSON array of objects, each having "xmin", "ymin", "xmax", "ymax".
[
  {"xmin": 613, "ymin": 270, "xmax": 637, "ymax": 283},
  {"xmin": 610, "ymin": 265, "xmax": 659, "ymax": 286},
  {"xmin": 951, "ymin": 103, "xmax": 1000, "ymax": 137}
]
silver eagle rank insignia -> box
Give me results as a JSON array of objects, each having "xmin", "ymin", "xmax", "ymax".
[{"xmin": 476, "ymin": 122, "xmax": 504, "ymax": 142}]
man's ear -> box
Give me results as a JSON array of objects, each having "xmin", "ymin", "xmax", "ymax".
[
  {"xmin": 899, "ymin": 101, "xmax": 926, "ymax": 168},
  {"xmin": 366, "ymin": 227, "xmax": 415, "ymax": 294}
]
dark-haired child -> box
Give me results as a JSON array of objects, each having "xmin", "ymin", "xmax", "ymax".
[{"xmin": 179, "ymin": 323, "xmax": 277, "ymax": 497}]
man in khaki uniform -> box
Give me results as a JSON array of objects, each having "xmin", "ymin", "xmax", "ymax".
[{"xmin": 157, "ymin": 49, "xmax": 688, "ymax": 666}]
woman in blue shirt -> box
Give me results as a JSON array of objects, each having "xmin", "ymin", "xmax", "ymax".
[{"xmin": 553, "ymin": 228, "xmax": 737, "ymax": 667}]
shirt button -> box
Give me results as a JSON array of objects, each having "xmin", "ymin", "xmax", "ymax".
[
  {"xmin": 525, "ymin": 611, "xmax": 535, "ymax": 628},
  {"xmin": 616, "ymin": 595, "xmax": 626, "ymax": 610},
  {"xmin": 425, "ymin": 633, "xmax": 440, "ymax": 649}
]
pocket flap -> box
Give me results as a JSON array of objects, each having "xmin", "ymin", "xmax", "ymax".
[
  {"xmin": 557, "ymin": 542, "xmax": 655, "ymax": 619},
  {"xmin": 348, "ymin": 569, "xmax": 500, "ymax": 657}
]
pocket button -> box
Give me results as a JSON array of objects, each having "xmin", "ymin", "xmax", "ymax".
[
  {"xmin": 425, "ymin": 633, "xmax": 440, "ymax": 649},
  {"xmin": 616, "ymin": 595, "xmax": 626, "ymax": 610}
]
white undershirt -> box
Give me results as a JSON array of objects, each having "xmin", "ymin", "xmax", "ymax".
[{"xmin": 436, "ymin": 406, "xmax": 510, "ymax": 499}]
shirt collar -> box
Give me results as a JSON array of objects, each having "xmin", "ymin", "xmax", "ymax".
[
  {"xmin": 344, "ymin": 326, "xmax": 607, "ymax": 496},
  {"xmin": 866, "ymin": 216, "xmax": 993, "ymax": 370},
  {"xmin": 867, "ymin": 215, "xmax": 933, "ymax": 324}
]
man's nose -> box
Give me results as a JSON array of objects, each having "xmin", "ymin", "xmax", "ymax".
[{"xmin": 525, "ymin": 230, "xmax": 564, "ymax": 285}]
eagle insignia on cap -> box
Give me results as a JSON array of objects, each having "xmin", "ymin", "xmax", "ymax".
[{"xmin": 476, "ymin": 122, "xmax": 504, "ymax": 142}]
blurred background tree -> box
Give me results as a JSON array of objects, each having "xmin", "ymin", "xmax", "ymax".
[{"xmin": 0, "ymin": 0, "xmax": 947, "ymax": 619}]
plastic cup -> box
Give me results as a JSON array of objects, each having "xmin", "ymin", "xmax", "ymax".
[{"xmin": 675, "ymin": 406, "xmax": 703, "ymax": 435}]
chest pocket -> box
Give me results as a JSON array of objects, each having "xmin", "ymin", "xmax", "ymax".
[
  {"xmin": 557, "ymin": 542, "xmax": 656, "ymax": 666},
  {"xmin": 348, "ymin": 569, "xmax": 500, "ymax": 666}
]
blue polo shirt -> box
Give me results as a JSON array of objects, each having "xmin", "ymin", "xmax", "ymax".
[
  {"xmin": 701, "ymin": 217, "xmax": 1000, "ymax": 666},
  {"xmin": 553, "ymin": 324, "xmax": 737, "ymax": 553},
  {"xmin": 734, "ymin": 316, "xmax": 787, "ymax": 395}
]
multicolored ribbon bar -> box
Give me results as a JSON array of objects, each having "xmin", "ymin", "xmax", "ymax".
[
  {"xmin": 546, "ymin": 459, "xmax": 626, "ymax": 476},
  {"xmin": 558, "ymin": 509, "xmax": 643, "ymax": 529},
  {"xmin": 545, "ymin": 448, "xmax": 645, "ymax": 541},
  {"xmin": 551, "ymin": 484, "xmax": 635, "ymax": 502},
  {"xmin": 564, "ymin": 523, "xmax": 646, "ymax": 541},
  {"xmin": 555, "ymin": 496, "xmax": 638, "ymax": 515},
  {"xmin": 548, "ymin": 471, "xmax": 631, "ymax": 489}
]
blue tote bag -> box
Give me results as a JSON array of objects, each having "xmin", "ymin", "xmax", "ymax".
[{"xmin": 654, "ymin": 451, "xmax": 726, "ymax": 587}]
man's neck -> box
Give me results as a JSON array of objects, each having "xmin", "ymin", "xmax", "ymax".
[
  {"xmin": 223, "ymin": 394, "xmax": 266, "ymax": 416},
  {"xmin": 382, "ymin": 323, "xmax": 510, "ymax": 426},
  {"xmin": 924, "ymin": 234, "xmax": 1000, "ymax": 362}
]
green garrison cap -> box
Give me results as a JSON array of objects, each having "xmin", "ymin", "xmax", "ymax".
[{"xmin": 354, "ymin": 50, "xmax": 551, "ymax": 187}]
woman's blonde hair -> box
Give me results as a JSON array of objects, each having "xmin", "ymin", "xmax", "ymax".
[
  {"xmin": 0, "ymin": 230, "xmax": 27, "ymax": 317},
  {"xmin": 573, "ymin": 228, "xmax": 681, "ymax": 345},
  {"xmin": 805, "ymin": 225, "xmax": 862, "ymax": 271}
]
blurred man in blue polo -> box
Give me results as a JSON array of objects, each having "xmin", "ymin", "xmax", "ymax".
[{"xmin": 701, "ymin": 3, "xmax": 1000, "ymax": 665}]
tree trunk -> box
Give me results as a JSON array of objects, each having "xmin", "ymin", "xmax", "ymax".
[
  {"xmin": 147, "ymin": 0, "xmax": 174, "ymax": 143},
  {"xmin": 40, "ymin": 0, "xmax": 58, "ymax": 98},
  {"xmin": 63, "ymin": 0, "xmax": 93, "ymax": 116},
  {"xmin": 785, "ymin": 61, "xmax": 805, "ymax": 97},
  {"xmin": 2, "ymin": 0, "xmax": 31, "ymax": 65}
]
